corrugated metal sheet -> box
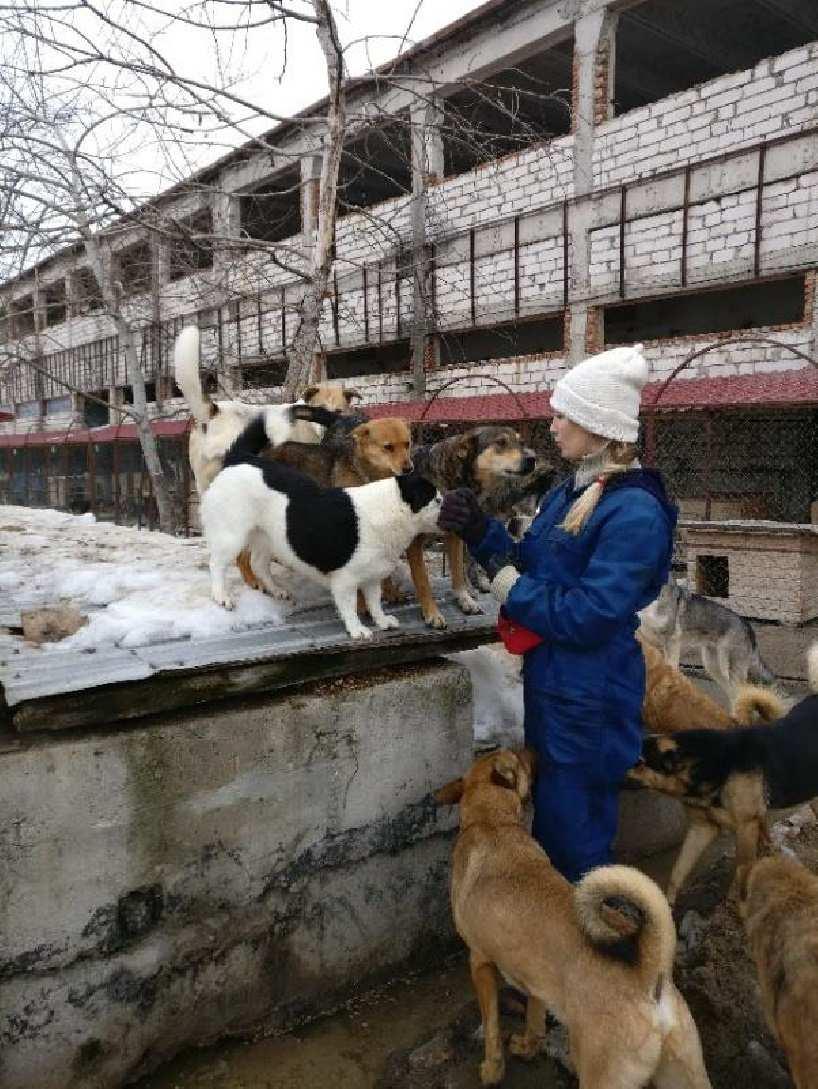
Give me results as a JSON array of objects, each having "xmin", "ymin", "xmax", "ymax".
[{"xmin": 0, "ymin": 592, "xmax": 497, "ymax": 709}]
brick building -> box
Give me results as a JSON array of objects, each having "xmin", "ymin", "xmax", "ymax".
[{"xmin": 1, "ymin": 0, "xmax": 818, "ymax": 545}]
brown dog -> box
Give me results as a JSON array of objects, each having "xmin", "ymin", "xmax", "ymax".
[
  {"xmin": 435, "ymin": 750, "xmax": 712, "ymax": 1088},
  {"xmin": 631, "ymin": 638, "xmax": 786, "ymax": 905},
  {"xmin": 267, "ymin": 416, "xmax": 413, "ymax": 487},
  {"xmin": 740, "ymin": 854, "xmax": 818, "ymax": 1089},
  {"xmin": 410, "ymin": 428, "xmax": 538, "ymax": 629},
  {"xmin": 639, "ymin": 634, "xmax": 784, "ymax": 735}
]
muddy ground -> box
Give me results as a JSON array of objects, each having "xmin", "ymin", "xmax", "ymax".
[{"xmin": 138, "ymin": 813, "xmax": 818, "ymax": 1089}]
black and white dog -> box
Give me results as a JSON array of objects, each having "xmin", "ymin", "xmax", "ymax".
[{"xmin": 201, "ymin": 410, "xmax": 442, "ymax": 640}]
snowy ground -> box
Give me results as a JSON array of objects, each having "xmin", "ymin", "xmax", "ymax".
[
  {"xmin": 0, "ymin": 506, "xmax": 522, "ymax": 742},
  {"xmin": 0, "ymin": 506, "xmax": 300, "ymax": 652}
]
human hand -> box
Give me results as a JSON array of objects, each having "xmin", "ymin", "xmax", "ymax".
[{"xmin": 438, "ymin": 487, "xmax": 488, "ymax": 546}]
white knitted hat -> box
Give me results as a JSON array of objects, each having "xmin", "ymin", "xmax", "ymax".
[{"xmin": 550, "ymin": 343, "xmax": 649, "ymax": 443}]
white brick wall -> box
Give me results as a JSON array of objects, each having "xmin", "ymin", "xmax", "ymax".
[
  {"xmin": 3, "ymin": 32, "xmax": 818, "ymax": 419},
  {"xmin": 593, "ymin": 42, "xmax": 818, "ymax": 189},
  {"xmin": 638, "ymin": 326, "xmax": 814, "ymax": 383}
]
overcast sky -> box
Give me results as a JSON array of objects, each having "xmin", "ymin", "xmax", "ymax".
[{"xmin": 134, "ymin": 0, "xmax": 487, "ymax": 184}]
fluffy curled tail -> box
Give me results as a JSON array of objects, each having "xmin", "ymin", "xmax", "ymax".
[
  {"xmin": 574, "ymin": 865, "xmax": 675, "ymax": 996},
  {"xmin": 173, "ymin": 326, "xmax": 212, "ymax": 429},
  {"xmin": 732, "ymin": 685, "xmax": 786, "ymax": 726}
]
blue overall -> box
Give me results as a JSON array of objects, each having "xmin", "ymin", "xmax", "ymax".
[{"xmin": 471, "ymin": 471, "xmax": 677, "ymax": 882}]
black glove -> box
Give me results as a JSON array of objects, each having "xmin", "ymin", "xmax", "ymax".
[{"xmin": 438, "ymin": 487, "xmax": 488, "ymax": 547}]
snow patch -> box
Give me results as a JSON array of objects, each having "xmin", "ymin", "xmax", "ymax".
[{"xmin": 447, "ymin": 644, "xmax": 524, "ymax": 749}]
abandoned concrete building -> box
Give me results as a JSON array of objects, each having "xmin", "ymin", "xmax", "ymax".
[{"xmin": 1, "ymin": 0, "xmax": 817, "ymax": 613}]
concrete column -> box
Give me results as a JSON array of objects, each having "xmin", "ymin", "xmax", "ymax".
[
  {"xmin": 409, "ymin": 99, "xmax": 444, "ymax": 394},
  {"xmin": 300, "ymin": 153, "xmax": 323, "ymax": 246},
  {"xmin": 212, "ymin": 188, "xmax": 241, "ymax": 291},
  {"xmin": 568, "ymin": 8, "xmax": 619, "ymax": 362},
  {"xmin": 808, "ymin": 270, "xmax": 818, "ymax": 364}
]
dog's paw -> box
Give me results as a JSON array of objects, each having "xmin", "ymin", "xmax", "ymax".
[
  {"xmin": 376, "ymin": 614, "xmax": 400, "ymax": 631},
  {"xmin": 509, "ymin": 1032, "xmax": 542, "ymax": 1060},
  {"xmin": 262, "ymin": 583, "xmax": 294, "ymax": 603},
  {"xmin": 213, "ymin": 591, "xmax": 235, "ymax": 611},
  {"xmin": 479, "ymin": 1056, "xmax": 505, "ymax": 1085},
  {"xmin": 424, "ymin": 608, "xmax": 447, "ymax": 630},
  {"xmin": 348, "ymin": 624, "xmax": 373, "ymax": 641},
  {"xmin": 472, "ymin": 570, "xmax": 493, "ymax": 593},
  {"xmin": 455, "ymin": 590, "xmax": 483, "ymax": 616}
]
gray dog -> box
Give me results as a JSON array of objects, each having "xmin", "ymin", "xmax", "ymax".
[{"xmin": 639, "ymin": 579, "xmax": 776, "ymax": 698}]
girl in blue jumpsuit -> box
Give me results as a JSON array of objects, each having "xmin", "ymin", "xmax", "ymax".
[{"xmin": 439, "ymin": 345, "xmax": 676, "ymax": 882}]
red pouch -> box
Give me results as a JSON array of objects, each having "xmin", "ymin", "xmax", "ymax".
[{"xmin": 496, "ymin": 612, "xmax": 543, "ymax": 655}]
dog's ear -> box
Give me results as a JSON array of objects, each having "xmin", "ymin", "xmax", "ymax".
[
  {"xmin": 351, "ymin": 423, "xmax": 370, "ymax": 445},
  {"xmin": 434, "ymin": 777, "xmax": 464, "ymax": 806},
  {"xmin": 302, "ymin": 385, "xmax": 321, "ymax": 404},
  {"xmin": 344, "ymin": 388, "xmax": 363, "ymax": 404},
  {"xmin": 490, "ymin": 751, "xmax": 531, "ymax": 800}
]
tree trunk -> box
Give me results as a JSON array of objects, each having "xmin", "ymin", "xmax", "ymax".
[
  {"xmin": 283, "ymin": 0, "xmax": 345, "ymax": 400},
  {"xmin": 59, "ymin": 133, "xmax": 177, "ymax": 533},
  {"xmin": 118, "ymin": 320, "xmax": 176, "ymax": 533}
]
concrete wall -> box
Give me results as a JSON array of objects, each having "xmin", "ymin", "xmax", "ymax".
[{"xmin": 0, "ymin": 661, "xmax": 472, "ymax": 1089}]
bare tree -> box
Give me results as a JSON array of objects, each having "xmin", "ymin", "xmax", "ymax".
[{"xmin": 0, "ymin": 0, "xmax": 571, "ymax": 521}]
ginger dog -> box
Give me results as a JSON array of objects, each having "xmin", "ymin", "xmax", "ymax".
[
  {"xmin": 436, "ymin": 750, "xmax": 712, "ymax": 1089},
  {"xmin": 740, "ymin": 853, "xmax": 818, "ymax": 1089}
]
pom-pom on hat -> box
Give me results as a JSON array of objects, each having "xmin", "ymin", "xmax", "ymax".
[{"xmin": 550, "ymin": 344, "xmax": 649, "ymax": 444}]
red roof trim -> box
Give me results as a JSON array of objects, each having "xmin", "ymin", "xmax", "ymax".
[
  {"xmin": 366, "ymin": 369, "xmax": 818, "ymax": 422},
  {"xmin": 0, "ymin": 418, "xmax": 190, "ymax": 447},
  {"xmin": 0, "ymin": 370, "xmax": 816, "ymax": 444}
]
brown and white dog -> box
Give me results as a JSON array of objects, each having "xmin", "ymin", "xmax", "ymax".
[
  {"xmin": 173, "ymin": 326, "xmax": 361, "ymax": 496},
  {"xmin": 435, "ymin": 749, "xmax": 712, "ymax": 1089},
  {"xmin": 740, "ymin": 853, "xmax": 818, "ymax": 1089}
]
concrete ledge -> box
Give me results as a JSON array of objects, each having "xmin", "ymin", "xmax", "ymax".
[{"xmin": 0, "ymin": 661, "xmax": 472, "ymax": 1089}]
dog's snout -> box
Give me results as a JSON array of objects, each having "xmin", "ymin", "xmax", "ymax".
[{"xmin": 521, "ymin": 452, "xmax": 536, "ymax": 474}]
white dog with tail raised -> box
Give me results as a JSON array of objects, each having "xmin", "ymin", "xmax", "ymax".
[
  {"xmin": 174, "ymin": 325, "xmax": 360, "ymax": 496},
  {"xmin": 201, "ymin": 412, "xmax": 442, "ymax": 640}
]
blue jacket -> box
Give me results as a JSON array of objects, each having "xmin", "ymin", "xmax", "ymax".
[{"xmin": 472, "ymin": 471, "xmax": 677, "ymax": 780}]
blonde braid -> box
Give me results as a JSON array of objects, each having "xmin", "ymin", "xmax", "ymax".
[{"xmin": 560, "ymin": 441, "xmax": 638, "ymax": 535}]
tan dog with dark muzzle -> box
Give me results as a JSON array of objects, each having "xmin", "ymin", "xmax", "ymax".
[{"xmin": 435, "ymin": 749, "xmax": 712, "ymax": 1089}]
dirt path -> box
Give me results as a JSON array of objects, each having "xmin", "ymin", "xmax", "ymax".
[{"xmin": 139, "ymin": 814, "xmax": 818, "ymax": 1089}]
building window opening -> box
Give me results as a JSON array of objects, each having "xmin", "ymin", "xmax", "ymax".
[
  {"xmin": 44, "ymin": 281, "xmax": 67, "ymax": 326},
  {"xmin": 338, "ymin": 118, "xmax": 412, "ymax": 214},
  {"xmin": 118, "ymin": 241, "xmax": 154, "ymax": 296},
  {"xmin": 10, "ymin": 295, "xmax": 36, "ymax": 338},
  {"xmin": 83, "ymin": 391, "xmax": 109, "ymax": 428},
  {"xmin": 325, "ymin": 339, "xmax": 411, "ymax": 380},
  {"xmin": 240, "ymin": 359, "xmax": 287, "ymax": 389},
  {"xmin": 604, "ymin": 275, "xmax": 805, "ymax": 344},
  {"xmin": 72, "ymin": 267, "xmax": 104, "ymax": 316},
  {"xmin": 241, "ymin": 167, "xmax": 302, "ymax": 244},
  {"xmin": 122, "ymin": 382, "xmax": 157, "ymax": 404},
  {"xmin": 614, "ymin": 0, "xmax": 818, "ymax": 116},
  {"xmin": 439, "ymin": 314, "xmax": 564, "ymax": 366},
  {"xmin": 169, "ymin": 209, "xmax": 214, "ymax": 281},
  {"xmin": 442, "ymin": 39, "xmax": 573, "ymax": 176}
]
